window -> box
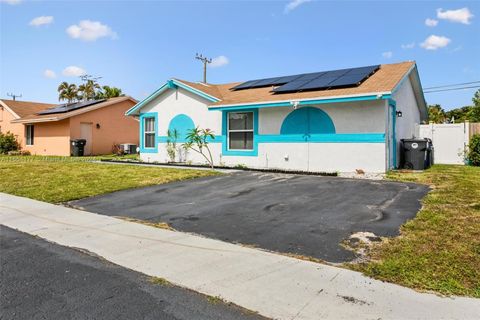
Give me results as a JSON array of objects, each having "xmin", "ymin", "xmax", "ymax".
[
  {"xmin": 143, "ymin": 117, "xmax": 155, "ymax": 148},
  {"xmin": 228, "ymin": 112, "xmax": 253, "ymax": 150},
  {"xmin": 26, "ymin": 125, "xmax": 34, "ymax": 146}
]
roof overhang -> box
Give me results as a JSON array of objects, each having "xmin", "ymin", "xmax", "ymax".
[
  {"xmin": 208, "ymin": 92, "xmax": 392, "ymax": 111},
  {"xmin": 0, "ymin": 100, "xmax": 21, "ymax": 119},
  {"xmin": 11, "ymin": 96, "xmax": 137, "ymax": 124},
  {"xmin": 125, "ymin": 79, "xmax": 221, "ymax": 116}
]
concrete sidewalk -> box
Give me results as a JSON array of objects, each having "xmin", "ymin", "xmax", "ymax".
[{"xmin": 1, "ymin": 193, "xmax": 478, "ymax": 320}]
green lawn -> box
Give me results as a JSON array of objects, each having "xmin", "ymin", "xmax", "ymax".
[
  {"xmin": 351, "ymin": 165, "xmax": 480, "ymax": 298},
  {"xmin": 0, "ymin": 156, "xmax": 217, "ymax": 203}
]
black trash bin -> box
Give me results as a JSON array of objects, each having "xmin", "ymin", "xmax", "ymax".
[
  {"xmin": 401, "ymin": 138, "xmax": 432, "ymax": 170},
  {"xmin": 71, "ymin": 139, "xmax": 86, "ymax": 156}
]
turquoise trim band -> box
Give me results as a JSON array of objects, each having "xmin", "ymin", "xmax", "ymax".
[
  {"xmin": 158, "ymin": 136, "xmax": 223, "ymax": 143},
  {"xmin": 209, "ymin": 94, "xmax": 391, "ymax": 111},
  {"xmin": 257, "ymin": 133, "xmax": 385, "ymax": 143},
  {"xmin": 139, "ymin": 112, "xmax": 158, "ymax": 153}
]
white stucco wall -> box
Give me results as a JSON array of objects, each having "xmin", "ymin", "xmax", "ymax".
[
  {"xmin": 139, "ymin": 87, "xmax": 387, "ymax": 173},
  {"xmin": 392, "ymin": 76, "xmax": 422, "ymax": 167}
]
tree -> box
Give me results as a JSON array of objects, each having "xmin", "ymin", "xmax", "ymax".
[
  {"xmin": 428, "ymin": 104, "xmax": 446, "ymax": 123},
  {"xmin": 467, "ymin": 134, "xmax": 480, "ymax": 166},
  {"xmin": 78, "ymin": 79, "xmax": 101, "ymax": 101},
  {"xmin": 57, "ymin": 82, "xmax": 79, "ymax": 103},
  {"xmin": 469, "ymin": 90, "xmax": 480, "ymax": 122},
  {"xmin": 445, "ymin": 106, "xmax": 471, "ymax": 123},
  {"xmin": 182, "ymin": 127, "xmax": 215, "ymax": 169},
  {"xmin": 95, "ymin": 85, "xmax": 124, "ymax": 99}
]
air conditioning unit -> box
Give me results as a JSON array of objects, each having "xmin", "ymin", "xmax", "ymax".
[{"xmin": 120, "ymin": 144, "xmax": 137, "ymax": 154}]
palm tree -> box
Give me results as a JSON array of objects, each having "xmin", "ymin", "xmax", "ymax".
[
  {"xmin": 57, "ymin": 82, "xmax": 79, "ymax": 103},
  {"xmin": 78, "ymin": 80, "xmax": 101, "ymax": 101},
  {"xmin": 96, "ymin": 85, "xmax": 124, "ymax": 99}
]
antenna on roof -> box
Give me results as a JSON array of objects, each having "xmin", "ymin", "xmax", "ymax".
[
  {"xmin": 7, "ymin": 93, "xmax": 22, "ymax": 101},
  {"xmin": 79, "ymin": 74, "xmax": 102, "ymax": 83},
  {"xmin": 195, "ymin": 53, "xmax": 212, "ymax": 84}
]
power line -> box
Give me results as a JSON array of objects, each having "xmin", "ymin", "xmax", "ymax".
[
  {"xmin": 423, "ymin": 81, "xmax": 480, "ymax": 90},
  {"xmin": 424, "ymin": 85, "xmax": 480, "ymax": 94}
]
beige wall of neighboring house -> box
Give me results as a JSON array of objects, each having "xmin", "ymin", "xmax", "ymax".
[
  {"xmin": 0, "ymin": 105, "xmax": 24, "ymax": 144},
  {"xmin": 69, "ymin": 100, "xmax": 139, "ymax": 155},
  {"xmin": 23, "ymin": 120, "xmax": 71, "ymax": 156},
  {"xmin": 1, "ymin": 97, "xmax": 138, "ymax": 156}
]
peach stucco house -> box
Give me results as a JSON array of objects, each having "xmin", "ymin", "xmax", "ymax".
[{"xmin": 0, "ymin": 96, "xmax": 138, "ymax": 156}]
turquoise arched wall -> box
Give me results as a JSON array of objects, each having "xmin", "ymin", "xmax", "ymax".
[
  {"xmin": 280, "ymin": 107, "xmax": 336, "ymax": 135},
  {"xmin": 168, "ymin": 114, "xmax": 195, "ymax": 141}
]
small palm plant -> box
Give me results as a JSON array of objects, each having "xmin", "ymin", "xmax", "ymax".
[
  {"xmin": 182, "ymin": 127, "xmax": 215, "ymax": 169},
  {"xmin": 166, "ymin": 129, "xmax": 179, "ymax": 162}
]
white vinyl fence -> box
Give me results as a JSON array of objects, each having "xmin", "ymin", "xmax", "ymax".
[{"xmin": 418, "ymin": 122, "xmax": 470, "ymax": 165}]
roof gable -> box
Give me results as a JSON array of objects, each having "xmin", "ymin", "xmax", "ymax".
[{"xmin": 125, "ymin": 79, "xmax": 221, "ymax": 116}]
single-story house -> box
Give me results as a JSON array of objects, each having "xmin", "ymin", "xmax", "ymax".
[
  {"xmin": 126, "ymin": 61, "xmax": 427, "ymax": 173},
  {"xmin": 0, "ymin": 96, "xmax": 139, "ymax": 156}
]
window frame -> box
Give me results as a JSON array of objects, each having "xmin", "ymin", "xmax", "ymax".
[
  {"xmin": 26, "ymin": 124, "xmax": 34, "ymax": 146},
  {"xmin": 227, "ymin": 111, "xmax": 254, "ymax": 151},
  {"xmin": 143, "ymin": 117, "xmax": 156, "ymax": 149}
]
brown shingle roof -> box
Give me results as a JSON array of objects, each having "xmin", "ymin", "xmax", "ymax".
[
  {"xmin": 10, "ymin": 96, "xmax": 137, "ymax": 123},
  {"xmin": 0, "ymin": 99, "xmax": 56, "ymax": 118},
  {"xmin": 175, "ymin": 61, "xmax": 415, "ymax": 107}
]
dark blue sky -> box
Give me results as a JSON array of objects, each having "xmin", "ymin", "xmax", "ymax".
[{"xmin": 1, "ymin": 0, "xmax": 478, "ymax": 109}]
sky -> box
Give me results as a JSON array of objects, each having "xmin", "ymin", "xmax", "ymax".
[{"xmin": 1, "ymin": 0, "xmax": 479, "ymax": 110}]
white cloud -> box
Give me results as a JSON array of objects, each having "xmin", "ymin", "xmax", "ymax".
[
  {"xmin": 29, "ymin": 16, "xmax": 54, "ymax": 27},
  {"xmin": 420, "ymin": 35, "xmax": 451, "ymax": 50},
  {"xmin": 425, "ymin": 18, "xmax": 438, "ymax": 27},
  {"xmin": 43, "ymin": 69, "xmax": 56, "ymax": 79},
  {"xmin": 382, "ymin": 51, "xmax": 393, "ymax": 59},
  {"xmin": 284, "ymin": 0, "xmax": 312, "ymax": 14},
  {"xmin": 401, "ymin": 42, "xmax": 415, "ymax": 49},
  {"xmin": 210, "ymin": 55, "xmax": 229, "ymax": 68},
  {"xmin": 0, "ymin": 0, "xmax": 22, "ymax": 5},
  {"xmin": 66, "ymin": 20, "xmax": 117, "ymax": 41},
  {"xmin": 437, "ymin": 8, "xmax": 474, "ymax": 24},
  {"xmin": 62, "ymin": 66, "xmax": 86, "ymax": 77}
]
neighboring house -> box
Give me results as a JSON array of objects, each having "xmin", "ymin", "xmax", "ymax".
[
  {"xmin": 0, "ymin": 97, "xmax": 138, "ymax": 156},
  {"xmin": 126, "ymin": 61, "xmax": 427, "ymax": 173}
]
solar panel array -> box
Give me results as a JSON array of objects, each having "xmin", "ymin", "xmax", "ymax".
[
  {"xmin": 37, "ymin": 99, "xmax": 106, "ymax": 115},
  {"xmin": 231, "ymin": 65, "xmax": 380, "ymax": 93}
]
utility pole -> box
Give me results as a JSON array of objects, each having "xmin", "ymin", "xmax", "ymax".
[
  {"xmin": 7, "ymin": 93, "xmax": 22, "ymax": 101},
  {"xmin": 195, "ymin": 53, "xmax": 212, "ymax": 83}
]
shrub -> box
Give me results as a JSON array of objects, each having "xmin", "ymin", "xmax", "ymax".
[
  {"xmin": 467, "ymin": 134, "xmax": 480, "ymax": 166},
  {"xmin": 0, "ymin": 131, "xmax": 20, "ymax": 154},
  {"xmin": 7, "ymin": 150, "xmax": 30, "ymax": 156}
]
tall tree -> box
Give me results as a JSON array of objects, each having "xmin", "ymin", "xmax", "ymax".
[
  {"xmin": 428, "ymin": 104, "xmax": 446, "ymax": 123},
  {"xmin": 57, "ymin": 82, "xmax": 79, "ymax": 103},
  {"xmin": 78, "ymin": 79, "xmax": 101, "ymax": 101},
  {"xmin": 95, "ymin": 85, "xmax": 124, "ymax": 99},
  {"xmin": 469, "ymin": 89, "xmax": 480, "ymax": 122}
]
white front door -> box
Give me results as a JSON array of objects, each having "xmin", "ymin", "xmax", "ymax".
[{"xmin": 80, "ymin": 122, "xmax": 93, "ymax": 155}]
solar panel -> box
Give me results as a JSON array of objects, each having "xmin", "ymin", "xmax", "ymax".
[
  {"xmin": 38, "ymin": 99, "xmax": 106, "ymax": 115},
  {"xmin": 233, "ymin": 64, "xmax": 380, "ymax": 93}
]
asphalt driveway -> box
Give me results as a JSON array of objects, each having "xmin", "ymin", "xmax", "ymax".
[{"xmin": 70, "ymin": 171, "xmax": 429, "ymax": 263}]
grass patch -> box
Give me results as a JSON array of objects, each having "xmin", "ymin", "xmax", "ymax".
[
  {"xmin": 116, "ymin": 217, "xmax": 175, "ymax": 231},
  {"xmin": 150, "ymin": 276, "xmax": 173, "ymax": 286},
  {"xmin": 350, "ymin": 165, "xmax": 480, "ymax": 298},
  {"xmin": 0, "ymin": 156, "xmax": 217, "ymax": 203}
]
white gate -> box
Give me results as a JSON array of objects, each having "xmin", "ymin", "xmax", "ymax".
[{"xmin": 418, "ymin": 123, "xmax": 469, "ymax": 165}]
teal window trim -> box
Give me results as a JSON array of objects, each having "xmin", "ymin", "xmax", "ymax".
[
  {"xmin": 209, "ymin": 94, "xmax": 391, "ymax": 111},
  {"xmin": 139, "ymin": 112, "xmax": 158, "ymax": 153},
  {"xmin": 222, "ymin": 109, "xmax": 258, "ymax": 156},
  {"xmin": 126, "ymin": 79, "xmax": 220, "ymax": 116}
]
